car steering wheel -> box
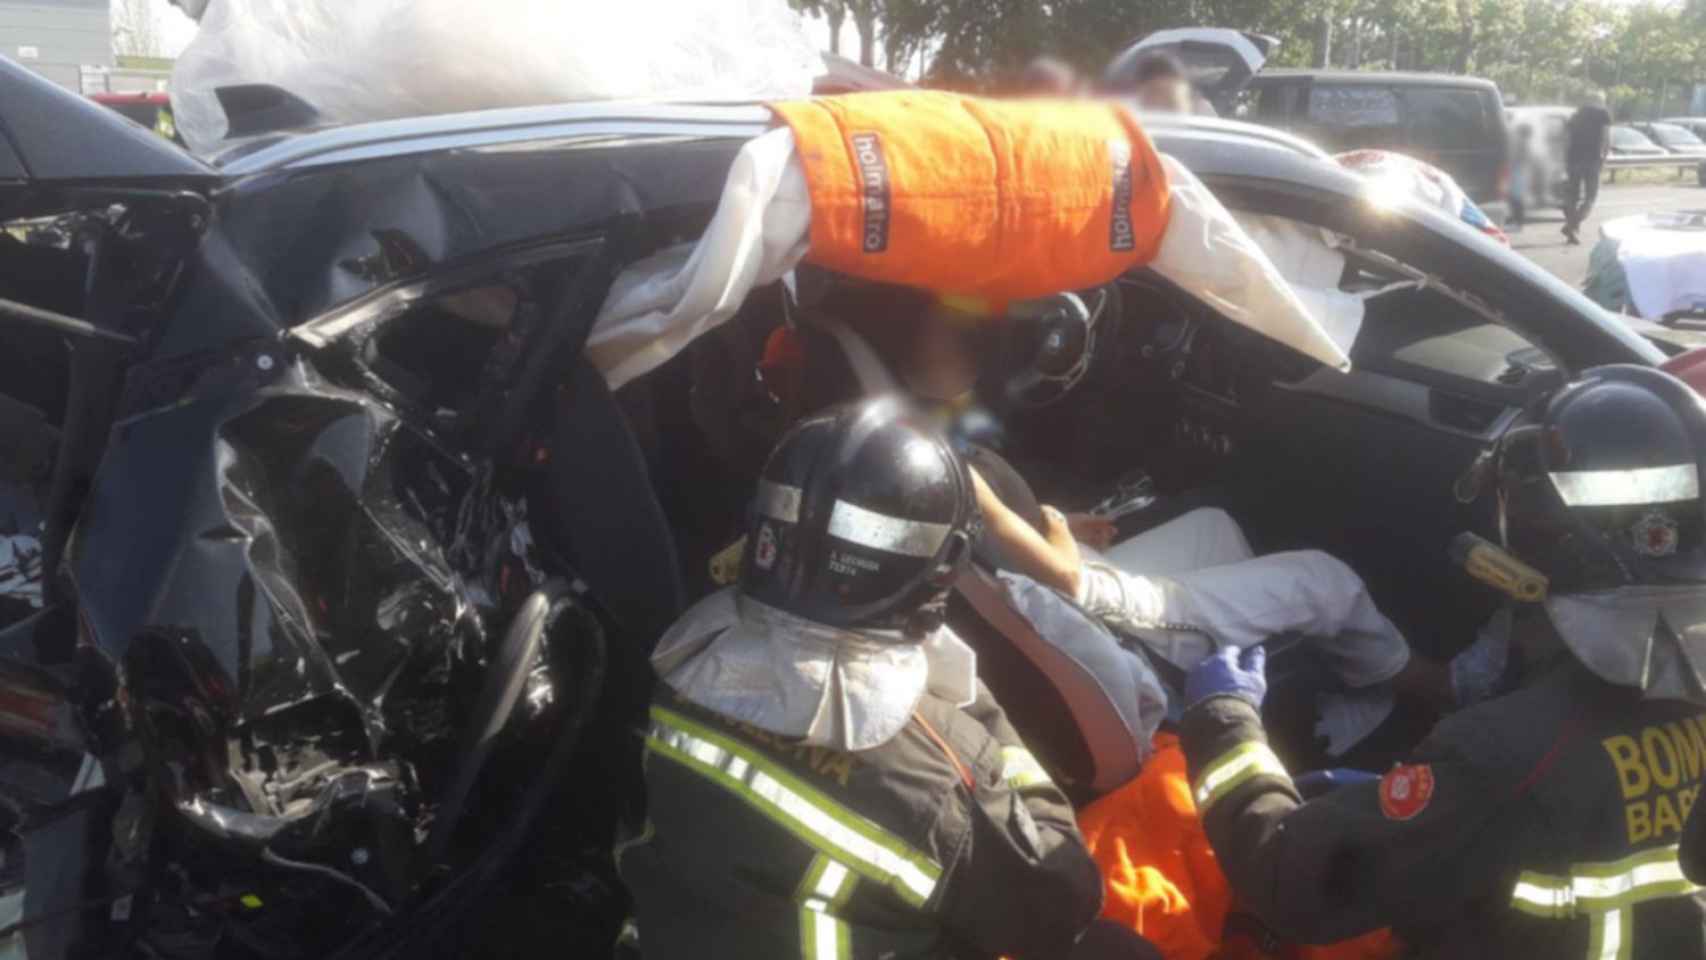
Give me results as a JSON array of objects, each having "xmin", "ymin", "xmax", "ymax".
[{"xmin": 1004, "ymin": 283, "xmax": 1120, "ymax": 409}]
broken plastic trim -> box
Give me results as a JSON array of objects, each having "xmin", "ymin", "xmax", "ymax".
[{"xmin": 289, "ymin": 239, "xmax": 604, "ymax": 349}]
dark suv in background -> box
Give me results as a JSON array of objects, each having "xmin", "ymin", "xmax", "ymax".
[
  {"xmin": 1243, "ymin": 71, "xmax": 1509, "ymax": 208},
  {"xmin": 1108, "ymin": 30, "xmax": 1510, "ymax": 213}
]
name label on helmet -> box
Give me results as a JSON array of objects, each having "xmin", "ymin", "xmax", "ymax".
[{"xmin": 828, "ymin": 549, "xmax": 880, "ymax": 577}]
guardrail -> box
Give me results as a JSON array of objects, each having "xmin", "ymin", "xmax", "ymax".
[{"xmin": 1604, "ymin": 154, "xmax": 1706, "ymax": 184}]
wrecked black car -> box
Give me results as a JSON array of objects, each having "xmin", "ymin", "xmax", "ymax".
[{"xmin": 0, "ymin": 58, "xmax": 1697, "ymax": 959}]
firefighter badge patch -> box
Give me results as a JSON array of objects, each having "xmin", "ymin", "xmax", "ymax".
[
  {"xmin": 1378, "ymin": 764, "xmax": 1435, "ymax": 821},
  {"xmin": 1631, "ymin": 510, "xmax": 1679, "ymax": 558}
]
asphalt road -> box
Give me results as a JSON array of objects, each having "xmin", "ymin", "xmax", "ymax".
[{"xmin": 1509, "ymin": 179, "xmax": 1706, "ymax": 284}]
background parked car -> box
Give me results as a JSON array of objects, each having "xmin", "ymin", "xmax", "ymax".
[
  {"xmin": 1632, "ymin": 121, "xmax": 1706, "ymax": 157},
  {"xmin": 1611, "ymin": 123, "xmax": 1669, "ymax": 159},
  {"xmin": 1661, "ymin": 117, "xmax": 1706, "ymax": 140},
  {"xmin": 1606, "ymin": 124, "xmax": 1673, "ymax": 184},
  {"xmin": 1104, "ymin": 30, "xmax": 1509, "ymax": 214},
  {"xmin": 1629, "ymin": 121, "xmax": 1706, "ymax": 186},
  {"xmin": 1242, "ymin": 70, "xmax": 1510, "ymax": 212}
]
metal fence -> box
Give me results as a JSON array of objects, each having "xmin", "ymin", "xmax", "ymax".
[{"xmin": 1604, "ymin": 153, "xmax": 1706, "ymax": 184}]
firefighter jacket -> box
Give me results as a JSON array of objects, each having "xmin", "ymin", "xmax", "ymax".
[
  {"xmin": 618, "ymin": 683, "xmax": 1104, "ymax": 960},
  {"xmin": 1180, "ymin": 654, "xmax": 1706, "ymax": 959}
]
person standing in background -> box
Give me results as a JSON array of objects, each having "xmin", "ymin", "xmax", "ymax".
[
  {"xmin": 1562, "ymin": 92, "xmax": 1613, "ymax": 245},
  {"xmin": 1508, "ymin": 124, "xmax": 1535, "ymax": 232},
  {"xmin": 1120, "ymin": 53, "xmax": 1203, "ymax": 115},
  {"xmin": 1016, "ymin": 56, "xmax": 1082, "ymax": 97}
]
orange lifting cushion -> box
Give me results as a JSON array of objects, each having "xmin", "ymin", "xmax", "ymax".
[{"xmin": 769, "ymin": 91, "xmax": 1170, "ymax": 310}]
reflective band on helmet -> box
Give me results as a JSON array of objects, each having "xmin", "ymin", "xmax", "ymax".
[
  {"xmin": 646, "ymin": 707, "xmax": 942, "ymax": 907},
  {"xmin": 1509, "ymin": 844, "xmax": 1699, "ymax": 960},
  {"xmin": 827, "ymin": 500, "xmax": 951, "ymax": 558},
  {"xmin": 1192, "ymin": 741, "xmax": 1288, "ymax": 813},
  {"xmin": 757, "ymin": 480, "xmax": 803, "ymax": 523},
  {"xmin": 798, "ymin": 855, "xmax": 856, "ymax": 960},
  {"xmin": 1549, "ymin": 464, "xmax": 1700, "ymax": 508},
  {"xmin": 999, "ymin": 746, "xmax": 1053, "ymax": 791}
]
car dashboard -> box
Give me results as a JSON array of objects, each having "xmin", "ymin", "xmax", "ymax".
[{"xmin": 1101, "ymin": 272, "xmax": 1561, "ymax": 462}]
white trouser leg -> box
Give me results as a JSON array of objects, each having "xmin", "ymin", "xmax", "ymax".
[
  {"xmin": 1101, "ymin": 507, "xmax": 1254, "ymax": 576},
  {"xmin": 1078, "ymin": 547, "xmax": 1411, "ymax": 688}
]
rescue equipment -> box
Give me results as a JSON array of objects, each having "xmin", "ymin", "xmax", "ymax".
[
  {"xmin": 770, "ymin": 91, "xmax": 1171, "ymax": 309},
  {"xmin": 1451, "ymin": 532, "xmax": 1549, "ymax": 602}
]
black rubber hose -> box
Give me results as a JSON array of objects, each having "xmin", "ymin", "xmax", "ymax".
[
  {"xmin": 425, "ymin": 579, "xmax": 565, "ymax": 864},
  {"xmin": 0, "ymin": 295, "xmax": 139, "ymax": 348}
]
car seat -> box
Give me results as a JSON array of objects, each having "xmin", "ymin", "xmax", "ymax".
[{"xmin": 953, "ymin": 567, "xmax": 1161, "ymax": 800}]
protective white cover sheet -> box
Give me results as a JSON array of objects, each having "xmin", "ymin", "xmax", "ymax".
[{"xmin": 1601, "ymin": 213, "xmax": 1706, "ymax": 320}]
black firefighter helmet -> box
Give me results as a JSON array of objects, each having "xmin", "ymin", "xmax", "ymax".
[
  {"xmin": 1500, "ymin": 364, "xmax": 1706, "ymax": 591},
  {"xmin": 741, "ymin": 398, "xmax": 980, "ymax": 637}
]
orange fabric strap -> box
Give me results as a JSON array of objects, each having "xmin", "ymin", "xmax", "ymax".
[{"xmin": 769, "ymin": 91, "xmax": 1170, "ymax": 310}]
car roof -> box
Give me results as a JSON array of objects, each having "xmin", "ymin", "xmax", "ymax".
[
  {"xmin": 219, "ymin": 99, "xmax": 1334, "ymax": 178},
  {"xmin": 197, "ymin": 97, "xmax": 1658, "ymax": 374},
  {"xmin": 1252, "ymin": 69, "xmax": 1498, "ymax": 91}
]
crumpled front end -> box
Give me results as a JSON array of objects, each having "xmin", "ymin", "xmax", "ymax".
[{"xmin": 65, "ymin": 343, "xmax": 595, "ymax": 954}]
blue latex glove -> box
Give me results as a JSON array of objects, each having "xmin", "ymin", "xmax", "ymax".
[
  {"xmin": 1184, "ymin": 644, "xmax": 1267, "ymax": 711},
  {"xmin": 1293, "ymin": 768, "xmax": 1381, "ymax": 799}
]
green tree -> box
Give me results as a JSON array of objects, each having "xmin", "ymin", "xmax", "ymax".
[{"xmin": 795, "ymin": 0, "xmax": 1705, "ymax": 120}]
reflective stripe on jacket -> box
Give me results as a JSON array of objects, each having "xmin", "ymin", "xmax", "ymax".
[
  {"xmin": 619, "ymin": 684, "xmax": 1102, "ymax": 960},
  {"xmin": 1181, "ymin": 653, "xmax": 1706, "ymax": 959}
]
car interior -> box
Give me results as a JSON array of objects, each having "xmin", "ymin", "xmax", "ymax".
[{"xmin": 501, "ymin": 204, "xmax": 1575, "ymax": 801}]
